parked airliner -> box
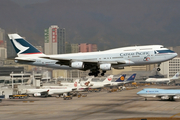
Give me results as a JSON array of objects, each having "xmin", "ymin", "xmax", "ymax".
[
  {"xmin": 8, "ymin": 33, "xmax": 177, "ymax": 77},
  {"xmin": 109, "ymin": 73, "xmax": 136, "ymax": 87},
  {"xmin": 137, "ymin": 88, "xmax": 180, "ymax": 101},
  {"xmin": 145, "ymin": 72, "xmax": 180, "ymax": 84}
]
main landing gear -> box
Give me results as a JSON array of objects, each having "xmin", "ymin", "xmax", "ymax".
[{"xmin": 88, "ymin": 69, "xmax": 106, "ymax": 77}]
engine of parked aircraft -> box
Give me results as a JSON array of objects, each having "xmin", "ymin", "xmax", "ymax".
[
  {"xmin": 173, "ymin": 96, "xmax": 180, "ymax": 99},
  {"xmin": 34, "ymin": 93, "xmax": 41, "ymax": 96},
  {"xmin": 71, "ymin": 62, "xmax": 84, "ymax": 69},
  {"xmin": 161, "ymin": 96, "xmax": 169, "ymax": 100},
  {"xmin": 100, "ymin": 63, "xmax": 111, "ymax": 70}
]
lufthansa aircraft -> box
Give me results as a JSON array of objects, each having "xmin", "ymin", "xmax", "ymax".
[{"xmin": 8, "ymin": 34, "xmax": 177, "ymax": 77}]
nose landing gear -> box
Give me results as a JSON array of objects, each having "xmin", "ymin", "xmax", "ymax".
[{"xmin": 157, "ymin": 63, "xmax": 161, "ymax": 71}]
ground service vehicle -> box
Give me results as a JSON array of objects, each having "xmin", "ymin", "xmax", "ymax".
[{"xmin": 9, "ymin": 95, "xmax": 28, "ymax": 99}]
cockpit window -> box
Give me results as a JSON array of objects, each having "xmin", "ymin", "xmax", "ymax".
[{"xmin": 156, "ymin": 50, "xmax": 175, "ymax": 53}]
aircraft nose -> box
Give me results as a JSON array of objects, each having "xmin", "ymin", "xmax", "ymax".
[{"xmin": 174, "ymin": 53, "xmax": 178, "ymax": 57}]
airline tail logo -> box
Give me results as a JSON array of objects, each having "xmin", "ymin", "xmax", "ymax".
[
  {"xmin": 12, "ymin": 38, "xmax": 30, "ymax": 55},
  {"xmin": 84, "ymin": 81, "xmax": 90, "ymax": 86},
  {"xmin": 74, "ymin": 82, "xmax": 77, "ymax": 87},
  {"xmin": 120, "ymin": 76, "xmax": 125, "ymax": 81},
  {"xmin": 176, "ymin": 73, "xmax": 179, "ymax": 77},
  {"xmin": 108, "ymin": 77, "xmax": 112, "ymax": 81},
  {"xmin": 8, "ymin": 34, "xmax": 42, "ymax": 55}
]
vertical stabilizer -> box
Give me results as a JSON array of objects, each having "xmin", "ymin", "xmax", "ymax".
[
  {"xmin": 126, "ymin": 73, "xmax": 136, "ymax": 82},
  {"xmin": 8, "ymin": 33, "xmax": 44, "ymax": 56},
  {"xmin": 115, "ymin": 74, "xmax": 126, "ymax": 82},
  {"xmin": 171, "ymin": 72, "xmax": 180, "ymax": 80},
  {"xmin": 103, "ymin": 75, "xmax": 113, "ymax": 83}
]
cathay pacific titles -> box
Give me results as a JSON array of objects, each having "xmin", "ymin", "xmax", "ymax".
[{"xmin": 120, "ymin": 52, "xmax": 149, "ymax": 56}]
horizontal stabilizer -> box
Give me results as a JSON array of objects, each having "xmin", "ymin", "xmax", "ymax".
[{"xmin": 15, "ymin": 57, "xmax": 36, "ymax": 62}]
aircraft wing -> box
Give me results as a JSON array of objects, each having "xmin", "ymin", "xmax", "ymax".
[
  {"xmin": 104, "ymin": 83, "xmax": 112, "ymax": 87},
  {"xmin": 41, "ymin": 56, "xmax": 132, "ymax": 65},
  {"xmin": 156, "ymin": 94, "xmax": 177, "ymax": 97}
]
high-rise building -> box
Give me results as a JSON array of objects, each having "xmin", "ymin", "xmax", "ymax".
[
  {"xmin": 44, "ymin": 26, "xmax": 66, "ymax": 54},
  {"xmin": 79, "ymin": 43, "xmax": 98, "ymax": 52},
  {"xmin": 65, "ymin": 42, "xmax": 71, "ymax": 53},
  {"xmin": 79, "ymin": 43, "xmax": 87, "ymax": 52},
  {"xmin": 58, "ymin": 28, "xmax": 66, "ymax": 54},
  {"xmin": 0, "ymin": 47, "xmax": 7, "ymax": 60},
  {"xmin": 44, "ymin": 25, "xmax": 59, "ymax": 55},
  {"xmin": 71, "ymin": 44, "xmax": 79, "ymax": 53},
  {"xmin": 0, "ymin": 28, "xmax": 5, "ymax": 41},
  {"xmin": 160, "ymin": 57, "xmax": 180, "ymax": 78}
]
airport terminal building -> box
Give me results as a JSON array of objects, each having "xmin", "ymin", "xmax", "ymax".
[{"xmin": 160, "ymin": 57, "xmax": 180, "ymax": 78}]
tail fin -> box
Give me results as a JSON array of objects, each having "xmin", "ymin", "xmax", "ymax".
[
  {"xmin": 74, "ymin": 79, "xmax": 80, "ymax": 87},
  {"xmin": 126, "ymin": 73, "xmax": 136, "ymax": 82},
  {"xmin": 8, "ymin": 33, "xmax": 43, "ymax": 56},
  {"xmin": 115, "ymin": 74, "xmax": 126, "ymax": 82},
  {"xmin": 171, "ymin": 72, "xmax": 180, "ymax": 80},
  {"xmin": 103, "ymin": 75, "xmax": 113, "ymax": 83}
]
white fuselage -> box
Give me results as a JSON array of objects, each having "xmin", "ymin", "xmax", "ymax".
[
  {"xmin": 16, "ymin": 45, "xmax": 177, "ymax": 70},
  {"xmin": 145, "ymin": 78, "xmax": 171, "ymax": 82},
  {"xmin": 89, "ymin": 82, "xmax": 111, "ymax": 89}
]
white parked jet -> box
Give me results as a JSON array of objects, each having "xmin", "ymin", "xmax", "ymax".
[
  {"xmin": 61, "ymin": 79, "xmax": 90, "ymax": 92},
  {"xmin": 145, "ymin": 72, "xmax": 180, "ymax": 84},
  {"xmin": 137, "ymin": 88, "xmax": 180, "ymax": 101},
  {"xmin": 8, "ymin": 33, "xmax": 177, "ymax": 77},
  {"xmin": 25, "ymin": 87, "xmax": 73, "ymax": 97}
]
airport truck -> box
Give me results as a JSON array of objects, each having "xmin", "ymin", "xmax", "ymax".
[{"xmin": 9, "ymin": 95, "xmax": 28, "ymax": 99}]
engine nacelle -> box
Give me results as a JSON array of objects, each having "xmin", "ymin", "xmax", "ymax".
[
  {"xmin": 100, "ymin": 64, "xmax": 111, "ymax": 70},
  {"xmin": 173, "ymin": 96, "xmax": 180, "ymax": 99},
  {"xmin": 34, "ymin": 93, "xmax": 41, "ymax": 96},
  {"xmin": 161, "ymin": 96, "xmax": 169, "ymax": 100},
  {"xmin": 71, "ymin": 62, "xmax": 84, "ymax": 69}
]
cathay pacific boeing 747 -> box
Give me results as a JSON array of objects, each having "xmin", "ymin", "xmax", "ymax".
[{"xmin": 8, "ymin": 34, "xmax": 177, "ymax": 77}]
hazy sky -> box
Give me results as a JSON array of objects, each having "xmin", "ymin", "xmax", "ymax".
[{"xmin": 1, "ymin": 0, "xmax": 180, "ymax": 50}]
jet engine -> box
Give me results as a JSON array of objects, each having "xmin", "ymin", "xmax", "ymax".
[
  {"xmin": 34, "ymin": 93, "xmax": 41, "ymax": 96},
  {"xmin": 100, "ymin": 64, "xmax": 111, "ymax": 70},
  {"xmin": 71, "ymin": 62, "xmax": 84, "ymax": 69},
  {"xmin": 173, "ymin": 96, "xmax": 180, "ymax": 99},
  {"xmin": 161, "ymin": 96, "xmax": 169, "ymax": 100}
]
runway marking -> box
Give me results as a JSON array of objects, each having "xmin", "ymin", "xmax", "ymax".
[{"xmin": 171, "ymin": 113, "xmax": 180, "ymax": 118}]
